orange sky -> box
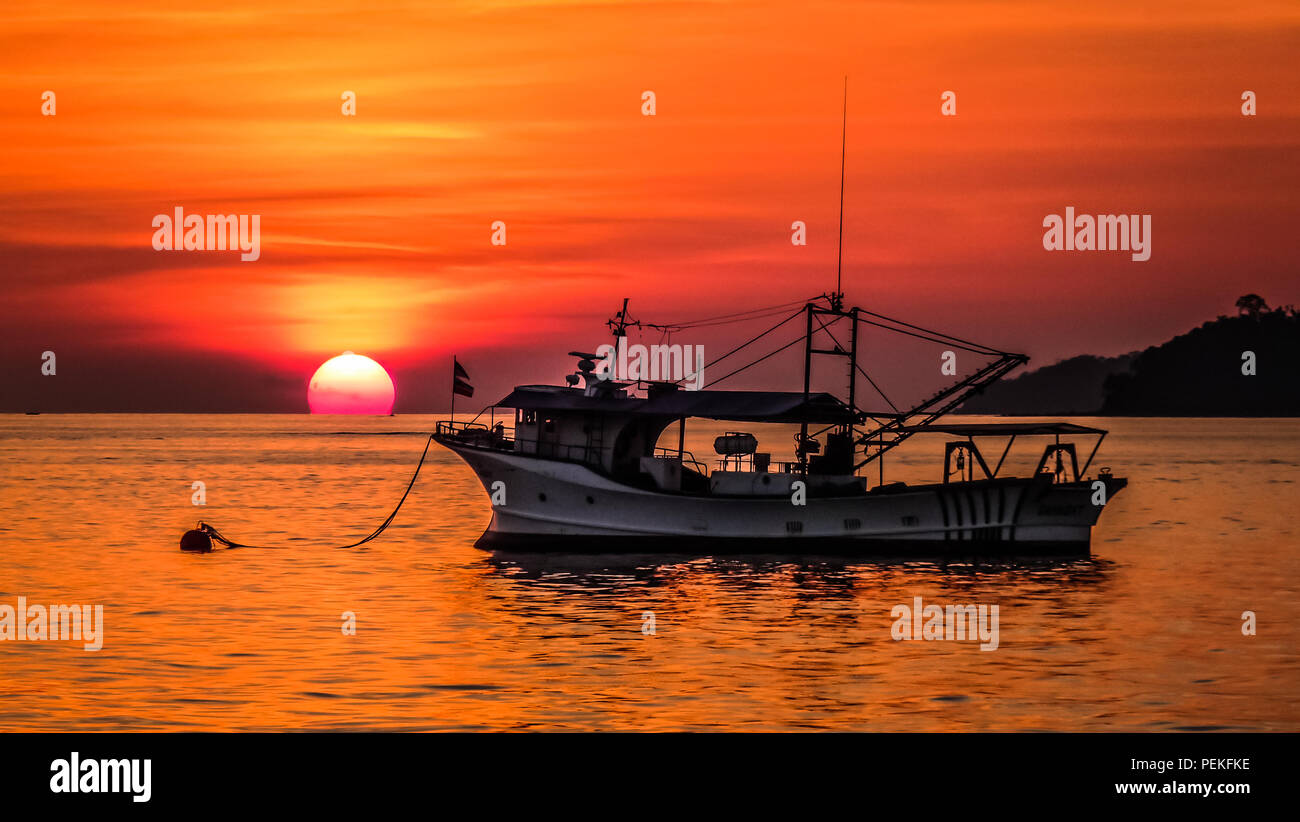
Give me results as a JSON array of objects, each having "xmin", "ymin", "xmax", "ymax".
[{"xmin": 2, "ymin": 0, "xmax": 1297, "ymax": 411}]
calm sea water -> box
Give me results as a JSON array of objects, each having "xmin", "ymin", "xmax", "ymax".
[{"xmin": 0, "ymin": 414, "xmax": 1296, "ymax": 731}]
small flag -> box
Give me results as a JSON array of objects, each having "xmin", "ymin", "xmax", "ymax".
[{"xmin": 453, "ymin": 358, "xmax": 474, "ymax": 397}]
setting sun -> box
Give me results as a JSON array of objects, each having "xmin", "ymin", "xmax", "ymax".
[{"xmin": 307, "ymin": 352, "xmax": 395, "ymax": 414}]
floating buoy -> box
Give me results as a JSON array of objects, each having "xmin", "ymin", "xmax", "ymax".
[{"xmin": 180, "ymin": 528, "xmax": 213, "ymax": 553}]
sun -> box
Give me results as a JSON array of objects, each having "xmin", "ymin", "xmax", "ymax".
[{"xmin": 308, "ymin": 352, "xmax": 396, "ymax": 414}]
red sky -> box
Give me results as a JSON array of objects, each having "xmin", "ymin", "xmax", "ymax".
[{"xmin": 2, "ymin": 0, "xmax": 1297, "ymax": 411}]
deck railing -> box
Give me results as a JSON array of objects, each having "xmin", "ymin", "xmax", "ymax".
[
  {"xmin": 435, "ymin": 420, "xmax": 514, "ymax": 450},
  {"xmin": 652, "ymin": 446, "xmax": 708, "ymax": 476}
]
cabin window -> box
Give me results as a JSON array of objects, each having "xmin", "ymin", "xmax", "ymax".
[
  {"xmin": 786, "ymin": 521, "xmax": 804, "ymax": 534},
  {"xmin": 521, "ymin": 410, "xmax": 537, "ymax": 425},
  {"xmin": 843, "ymin": 518, "xmax": 861, "ymax": 530}
]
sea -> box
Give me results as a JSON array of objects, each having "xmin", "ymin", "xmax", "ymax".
[{"xmin": 0, "ymin": 414, "xmax": 1296, "ymax": 731}]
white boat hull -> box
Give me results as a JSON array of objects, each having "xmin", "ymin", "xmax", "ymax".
[{"xmin": 440, "ymin": 440, "xmax": 1123, "ymax": 555}]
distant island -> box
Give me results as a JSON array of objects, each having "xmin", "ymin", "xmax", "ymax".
[{"xmin": 959, "ymin": 295, "xmax": 1300, "ymax": 416}]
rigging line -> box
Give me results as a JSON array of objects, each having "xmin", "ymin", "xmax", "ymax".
[
  {"xmin": 857, "ymin": 308, "xmax": 1005, "ymax": 354},
  {"xmin": 855, "ymin": 315, "xmax": 1000, "ymax": 356},
  {"xmin": 703, "ymin": 333, "xmax": 808, "ymax": 389},
  {"xmin": 856, "ymin": 308, "xmax": 1011, "ymax": 356},
  {"xmin": 644, "ymin": 297, "xmax": 815, "ymax": 330},
  {"xmin": 645, "ymin": 307, "xmax": 795, "ymax": 332},
  {"xmin": 643, "ymin": 296, "xmax": 821, "ymax": 331},
  {"xmin": 676, "ymin": 305, "xmax": 807, "ymax": 383},
  {"xmin": 855, "ymin": 361, "xmax": 899, "ymax": 413},
  {"xmin": 811, "ymin": 314, "xmax": 899, "ymax": 413},
  {"xmin": 809, "ymin": 312, "xmax": 844, "ymax": 343},
  {"xmin": 648, "ymin": 307, "xmax": 802, "ymax": 336},
  {"xmin": 659, "ymin": 305, "xmax": 812, "ymax": 331},
  {"xmin": 857, "ymin": 313, "xmax": 1004, "ymax": 356}
]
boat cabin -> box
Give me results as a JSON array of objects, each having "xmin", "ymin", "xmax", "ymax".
[{"xmin": 489, "ymin": 380, "xmax": 860, "ymax": 496}]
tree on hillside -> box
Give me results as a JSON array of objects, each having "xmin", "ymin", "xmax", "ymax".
[{"xmin": 1236, "ymin": 293, "xmax": 1269, "ymax": 318}]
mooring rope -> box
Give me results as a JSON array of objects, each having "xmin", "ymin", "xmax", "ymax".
[{"xmin": 188, "ymin": 433, "xmax": 436, "ymax": 551}]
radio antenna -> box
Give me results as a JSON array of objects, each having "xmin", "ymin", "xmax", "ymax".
[{"xmin": 834, "ymin": 76, "xmax": 847, "ymax": 311}]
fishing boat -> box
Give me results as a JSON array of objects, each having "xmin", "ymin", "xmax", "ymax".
[
  {"xmin": 436, "ymin": 90, "xmax": 1124, "ymax": 555},
  {"xmin": 434, "ymin": 294, "xmax": 1126, "ymax": 555}
]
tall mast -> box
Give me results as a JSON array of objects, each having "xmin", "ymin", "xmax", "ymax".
[
  {"xmin": 834, "ymin": 76, "xmax": 847, "ymax": 311},
  {"xmin": 797, "ymin": 81, "xmax": 854, "ymax": 475},
  {"xmin": 610, "ymin": 297, "xmax": 631, "ymax": 348}
]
